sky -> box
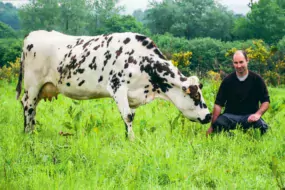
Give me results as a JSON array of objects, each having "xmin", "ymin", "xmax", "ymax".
[{"xmin": 3, "ymin": 0, "xmax": 257, "ymax": 15}]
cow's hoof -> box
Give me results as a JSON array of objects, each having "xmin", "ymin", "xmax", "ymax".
[
  {"xmin": 128, "ymin": 132, "xmax": 135, "ymax": 141},
  {"xmin": 24, "ymin": 127, "xmax": 34, "ymax": 134}
]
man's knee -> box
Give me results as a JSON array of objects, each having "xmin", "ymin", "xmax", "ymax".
[
  {"xmin": 254, "ymin": 119, "xmax": 269, "ymax": 134},
  {"xmin": 212, "ymin": 115, "xmax": 232, "ymax": 132}
]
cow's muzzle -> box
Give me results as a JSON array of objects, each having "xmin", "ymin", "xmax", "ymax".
[{"xmin": 198, "ymin": 113, "xmax": 212, "ymax": 124}]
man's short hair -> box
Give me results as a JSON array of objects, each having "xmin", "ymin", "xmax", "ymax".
[{"xmin": 233, "ymin": 50, "xmax": 248, "ymax": 61}]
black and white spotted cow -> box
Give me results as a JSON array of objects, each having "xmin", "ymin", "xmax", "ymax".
[{"xmin": 16, "ymin": 30, "xmax": 211, "ymax": 140}]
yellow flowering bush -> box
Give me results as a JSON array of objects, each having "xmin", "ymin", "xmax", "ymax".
[
  {"xmin": 0, "ymin": 57, "xmax": 21, "ymax": 82},
  {"xmin": 207, "ymin": 70, "xmax": 221, "ymax": 81},
  {"xmin": 171, "ymin": 51, "xmax": 192, "ymax": 67}
]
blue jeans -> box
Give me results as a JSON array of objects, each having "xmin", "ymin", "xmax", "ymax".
[{"xmin": 212, "ymin": 113, "xmax": 268, "ymax": 135}]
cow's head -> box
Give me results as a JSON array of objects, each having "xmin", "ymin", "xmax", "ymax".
[{"xmin": 170, "ymin": 76, "xmax": 211, "ymax": 124}]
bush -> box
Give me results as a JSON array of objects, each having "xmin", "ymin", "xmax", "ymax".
[
  {"xmin": 0, "ymin": 57, "xmax": 20, "ymax": 82},
  {"xmin": 0, "ymin": 38, "xmax": 22, "ymax": 67}
]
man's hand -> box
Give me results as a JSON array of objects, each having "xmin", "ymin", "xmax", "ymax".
[
  {"xmin": 247, "ymin": 113, "xmax": 261, "ymax": 123},
  {"xmin": 206, "ymin": 126, "xmax": 213, "ymax": 136}
]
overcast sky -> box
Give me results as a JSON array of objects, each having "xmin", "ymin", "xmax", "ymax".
[{"xmin": 3, "ymin": 0, "xmax": 257, "ymax": 15}]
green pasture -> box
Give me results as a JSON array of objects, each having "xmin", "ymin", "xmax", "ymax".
[{"xmin": 0, "ymin": 80, "xmax": 284, "ymax": 189}]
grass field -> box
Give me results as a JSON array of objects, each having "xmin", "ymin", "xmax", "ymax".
[{"xmin": 0, "ymin": 79, "xmax": 284, "ymax": 189}]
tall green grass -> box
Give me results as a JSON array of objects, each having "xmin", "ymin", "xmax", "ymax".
[{"xmin": 0, "ymin": 80, "xmax": 284, "ymax": 189}]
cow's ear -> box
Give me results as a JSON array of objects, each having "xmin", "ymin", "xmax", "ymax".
[
  {"xmin": 199, "ymin": 83, "xmax": 203, "ymax": 89},
  {"xmin": 182, "ymin": 86, "xmax": 191, "ymax": 94}
]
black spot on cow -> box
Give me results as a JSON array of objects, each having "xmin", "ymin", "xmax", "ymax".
[
  {"xmin": 27, "ymin": 44, "xmax": 34, "ymax": 51},
  {"xmin": 83, "ymin": 39, "xmax": 95, "ymax": 49},
  {"xmin": 125, "ymin": 49, "xmax": 135, "ymax": 55},
  {"xmin": 67, "ymin": 45, "xmax": 72, "ymax": 49},
  {"xmin": 180, "ymin": 77, "xmax": 187, "ymax": 82},
  {"xmin": 112, "ymin": 60, "xmax": 116, "ymax": 65},
  {"xmin": 109, "ymin": 70, "xmax": 113, "ymax": 75},
  {"xmin": 124, "ymin": 63, "xmax": 129, "ymax": 69},
  {"xmin": 116, "ymin": 47, "xmax": 123, "ymax": 58},
  {"xmin": 142, "ymin": 40, "xmax": 149, "ymax": 46},
  {"xmin": 144, "ymin": 85, "xmax": 149, "ymax": 88},
  {"xmin": 118, "ymin": 72, "xmax": 122, "ymax": 77},
  {"xmin": 146, "ymin": 42, "xmax": 155, "ymax": 49},
  {"xmin": 107, "ymin": 36, "xmax": 113, "ymax": 47},
  {"xmin": 68, "ymin": 50, "xmax": 72, "ymax": 57},
  {"xmin": 93, "ymin": 45, "xmax": 100, "ymax": 51},
  {"xmin": 128, "ymin": 56, "xmax": 135, "ymax": 63},
  {"xmin": 77, "ymin": 68, "xmax": 85, "ymax": 74},
  {"xmin": 123, "ymin": 38, "xmax": 131, "ymax": 44},
  {"xmin": 78, "ymin": 80, "xmax": 85, "ymax": 86},
  {"xmin": 140, "ymin": 60, "xmax": 173, "ymax": 93},
  {"xmin": 154, "ymin": 48, "xmax": 166, "ymax": 60},
  {"xmin": 66, "ymin": 82, "xmax": 71, "ymax": 87},
  {"xmin": 129, "ymin": 73, "xmax": 132, "ymax": 78},
  {"xmin": 135, "ymin": 35, "xmax": 147, "ymax": 42},
  {"xmin": 110, "ymin": 74, "xmax": 121, "ymax": 94},
  {"xmin": 127, "ymin": 81, "xmax": 130, "ymax": 84},
  {"xmin": 34, "ymin": 52, "xmax": 36, "ymax": 57},
  {"xmin": 28, "ymin": 108, "xmax": 34, "ymax": 115},
  {"xmin": 75, "ymin": 39, "xmax": 84, "ymax": 47},
  {"xmin": 188, "ymin": 85, "xmax": 201, "ymax": 106},
  {"xmin": 103, "ymin": 51, "xmax": 112, "ymax": 66},
  {"xmin": 98, "ymin": 76, "xmax": 103, "ymax": 82},
  {"xmin": 127, "ymin": 113, "xmax": 135, "ymax": 122},
  {"xmin": 89, "ymin": 57, "xmax": 97, "ymax": 70},
  {"xmin": 144, "ymin": 90, "xmax": 149, "ymax": 94}
]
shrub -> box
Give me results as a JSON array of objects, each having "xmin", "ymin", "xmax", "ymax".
[
  {"xmin": 0, "ymin": 57, "xmax": 20, "ymax": 82},
  {"xmin": 171, "ymin": 51, "xmax": 192, "ymax": 74}
]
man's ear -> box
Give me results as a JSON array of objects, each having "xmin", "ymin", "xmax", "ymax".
[{"xmin": 182, "ymin": 86, "xmax": 191, "ymax": 94}]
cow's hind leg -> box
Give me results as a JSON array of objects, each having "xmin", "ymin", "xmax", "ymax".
[
  {"xmin": 109, "ymin": 86, "xmax": 135, "ymax": 140},
  {"xmin": 21, "ymin": 87, "xmax": 40, "ymax": 133}
]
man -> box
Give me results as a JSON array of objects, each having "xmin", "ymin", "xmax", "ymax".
[{"xmin": 206, "ymin": 50, "xmax": 270, "ymax": 135}]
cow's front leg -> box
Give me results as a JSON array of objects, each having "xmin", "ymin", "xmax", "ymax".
[
  {"xmin": 109, "ymin": 86, "xmax": 135, "ymax": 140},
  {"xmin": 21, "ymin": 87, "xmax": 40, "ymax": 133}
]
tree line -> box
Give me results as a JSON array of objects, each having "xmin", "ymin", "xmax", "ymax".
[{"xmin": 0, "ymin": 0, "xmax": 285, "ymax": 85}]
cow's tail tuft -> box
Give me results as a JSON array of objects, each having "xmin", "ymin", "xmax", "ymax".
[{"xmin": 16, "ymin": 52, "xmax": 24, "ymax": 100}]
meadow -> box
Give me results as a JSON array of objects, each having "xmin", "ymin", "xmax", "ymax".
[{"xmin": 0, "ymin": 79, "xmax": 284, "ymax": 189}]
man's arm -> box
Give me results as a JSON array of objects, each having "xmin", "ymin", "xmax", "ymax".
[
  {"xmin": 206, "ymin": 104, "xmax": 223, "ymax": 135},
  {"xmin": 248, "ymin": 102, "xmax": 270, "ymax": 123}
]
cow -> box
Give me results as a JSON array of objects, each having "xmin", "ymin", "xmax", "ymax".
[{"xmin": 16, "ymin": 30, "xmax": 211, "ymax": 140}]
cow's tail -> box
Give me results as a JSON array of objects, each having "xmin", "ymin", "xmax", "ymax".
[{"xmin": 16, "ymin": 52, "xmax": 24, "ymax": 100}]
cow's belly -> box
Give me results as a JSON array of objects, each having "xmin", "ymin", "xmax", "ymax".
[{"xmin": 58, "ymin": 83, "xmax": 110, "ymax": 100}]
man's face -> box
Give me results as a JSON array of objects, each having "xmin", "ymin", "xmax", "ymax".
[{"xmin": 233, "ymin": 52, "xmax": 248, "ymax": 76}]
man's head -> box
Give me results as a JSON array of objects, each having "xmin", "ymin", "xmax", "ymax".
[{"xmin": 233, "ymin": 50, "xmax": 249, "ymax": 77}]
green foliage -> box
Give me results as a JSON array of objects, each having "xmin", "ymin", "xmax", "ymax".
[
  {"xmin": 18, "ymin": 0, "xmax": 146, "ymax": 36},
  {"xmin": 232, "ymin": 0, "xmax": 285, "ymax": 44},
  {"xmin": 145, "ymin": 0, "xmax": 235, "ymax": 40},
  {"xmin": 187, "ymin": 38, "xmax": 225, "ymax": 73},
  {"xmin": 0, "ymin": 80, "xmax": 284, "ymax": 189},
  {"xmin": 91, "ymin": 15, "xmax": 150, "ymax": 35},
  {"xmin": 0, "ymin": 38, "xmax": 22, "ymax": 67},
  {"xmin": 0, "ymin": 2, "xmax": 20, "ymax": 30},
  {"xmin": 0, "ymin": 57, "xmax": 20, "ymax": 82},
  {"xmin": 0, "ymin": 22, "xmax": 17, "ymax": 38}
]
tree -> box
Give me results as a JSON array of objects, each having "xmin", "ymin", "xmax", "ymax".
[
  {"xmin": 0, "ymin": 2, "xmax": 20, "ymax": 30},
  {"xmin": 144, "ymin": 0, "xmax": 235, "ymax": 40},
  {"xmin": 232, "ymin": 0, "xmax": 285, "ymax": 44},
  {"xmin": 0, "ymin": 22, "xmax": 17, "ymax": 38}
]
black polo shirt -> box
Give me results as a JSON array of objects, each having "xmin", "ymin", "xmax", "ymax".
[{"xmin": 215, "ymin": 71, "xmax": 270, "ymax": 115}]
